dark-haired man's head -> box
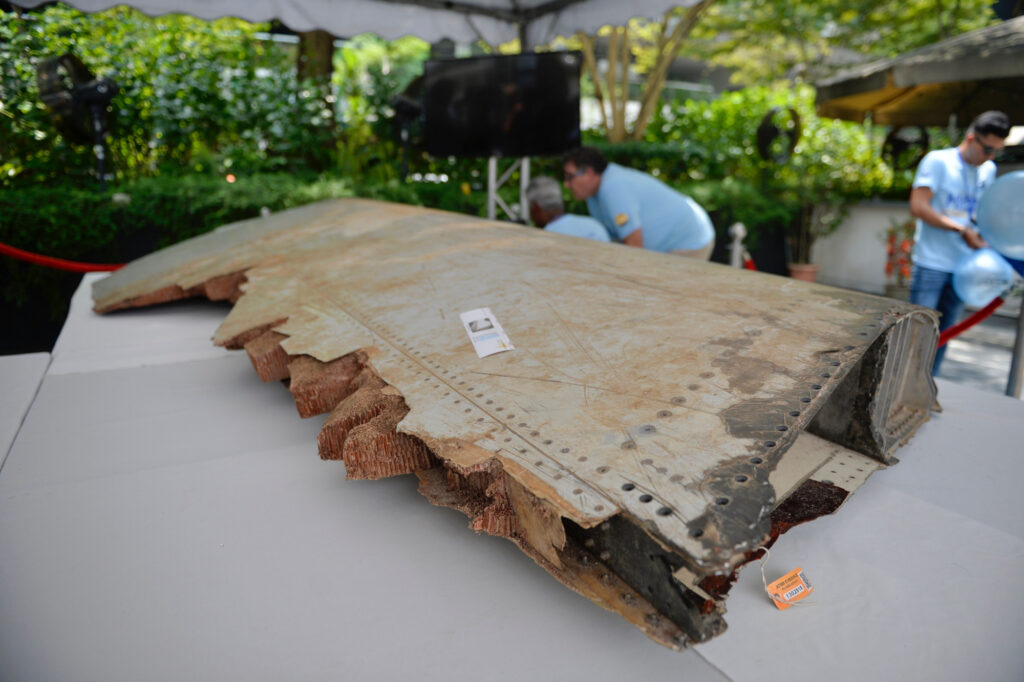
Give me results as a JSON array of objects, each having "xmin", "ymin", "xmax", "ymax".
[
  {"xmin": 962, "ymin": 110, "xmax": 1011, "ymax": 165},
  {"xmin": 561, "ymin": 147, "xmax": 607, "ymax": 200},
  {"xmin": 562, "ymin": 147, "xmax": 609, "ymax": 174},
  {"xmin": 970, "ymin": 111, "xmax": 1011, "ymax": 139}
]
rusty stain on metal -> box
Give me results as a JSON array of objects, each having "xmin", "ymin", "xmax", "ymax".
[{"xmin": 92, "ymin": 198, "xmax": 939, "ymax": 647}]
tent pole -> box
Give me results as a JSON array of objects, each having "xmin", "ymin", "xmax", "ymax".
[
  {"xmin": 517, "ymin": 19, "xmax": 530, "ymax": 221},
  {"xmin": 519, "ymin": 157, "xmax": 530, "ymax": 222},
  {"xmin": 487, "ymin": 156, "xmax": 497, "ymax": 220}
]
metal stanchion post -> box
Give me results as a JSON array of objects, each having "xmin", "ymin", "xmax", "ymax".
[
  {"xmin": 728, "ymin": 223, "xmax": 746, "ymax": 269},
  {"xmin": 1006, "ymin": 295, "xmax": 1024, "ymax": 398}
]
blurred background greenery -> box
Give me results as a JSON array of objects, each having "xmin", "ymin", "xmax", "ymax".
[{"xmin": 0, "ymin": 2, "xmax": 996, "ymax": 351}]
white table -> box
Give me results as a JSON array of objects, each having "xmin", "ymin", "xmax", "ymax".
[
  {"xmin": 0, "ymin": 352, "xmax": 49, "ymax": 468},
  {"xmin": 1, "ymin": 274, "xmax": 1021, "ymax": 682}
]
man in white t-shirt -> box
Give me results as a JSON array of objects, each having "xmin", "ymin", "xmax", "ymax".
[
  {"xmin": 909, "ymin": 110, "xmax": 1010, "ymax": 374},
  {"xmin": 525, "ymin": 176, "xmax": 611, "ymax": 242}
]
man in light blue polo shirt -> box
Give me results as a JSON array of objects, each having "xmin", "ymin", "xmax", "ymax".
[
  {"xmin": 525, "ymin": 176, "xmax": 611, "ymax": 242},
  {"xmin": 908, "ymin": 110, "xmax": 1010, "ymax": 374},
  {"xmin": 562, "ymin": 147, "xmax": 714, "ymax": 258}
]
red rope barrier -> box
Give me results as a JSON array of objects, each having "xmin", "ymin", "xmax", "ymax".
[
  {"xmin": 937, "ymin": 296, "xmax": 1004, "ymax": 348},
  {"xmin": 0, "ymin": 241, "xmax": 124, "ymax": 273}
]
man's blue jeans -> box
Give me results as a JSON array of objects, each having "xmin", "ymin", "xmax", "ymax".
[{"xmin": 909, "ymin": 264, "xmax": 963, "ymax": 374}]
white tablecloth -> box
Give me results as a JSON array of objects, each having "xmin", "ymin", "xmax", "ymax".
[{"xmin": 1, "ymin": 274, "xmax": 1021, "ymax": 681}]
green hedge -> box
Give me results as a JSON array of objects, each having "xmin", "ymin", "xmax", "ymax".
[
  {"xmin": 0, "ymin": 170, "xmax": 523, "ymax": 341},
  {"xmin": 2, "ymin": 174, "xmax": 354, "ymax": 260},
  {"xmin": 0, "ymin": 173, "xmax": 358, "ymax": 334},
  {"xmin": 1, "ymin": 161, "xmax": 801, "ymax": 353},
  {"xmin": 1, "ymin": 165, "xmax": 782, "ymax": 320}
]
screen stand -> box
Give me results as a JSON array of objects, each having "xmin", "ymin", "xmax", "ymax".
[{"xmin": 487, "ymin": 156, "xmax": 530, "ymax": 223}]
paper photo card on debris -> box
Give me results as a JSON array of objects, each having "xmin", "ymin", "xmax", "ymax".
[
  {"xmin": 460, "ymin": 307, "xmax": 514, "ymax": 358},
  {"xmin": 767, "ymin": 567, "xmax": 814, "ymax": 611}
]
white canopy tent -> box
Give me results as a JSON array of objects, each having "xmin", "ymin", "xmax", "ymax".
[{"xmin": 16, "ymin": 0, "xmax": 699, "ymax": 47}]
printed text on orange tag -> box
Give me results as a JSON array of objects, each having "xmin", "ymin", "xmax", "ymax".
[{"xmin": 767, "ymin": 567, "xmax": 813, "ymax": 611}]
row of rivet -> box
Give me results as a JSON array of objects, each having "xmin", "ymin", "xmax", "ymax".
[
  {"xmin": 387, "ymin": 329, "xmax": 859, "ymax": 531},
  {"xmin": 387, "ymin": 340, "xmax": 614, "ymax": 511}
]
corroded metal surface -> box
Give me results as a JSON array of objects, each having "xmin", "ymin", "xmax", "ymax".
[{"xmin": 93, "ymin": 198, "xmax": 938, "ymax": 646}]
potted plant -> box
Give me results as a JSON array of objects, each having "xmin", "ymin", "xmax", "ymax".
[
  {"xmin": 773, "ymin": 104, "xmax": 890, "ymax": 281},
  {"xmin": 884, "ymin": 217, "xmax": 915, "ymax": 299},
  {"xmin": 787, "ymin": 199, "xmax": 846, "ymax": 281}
]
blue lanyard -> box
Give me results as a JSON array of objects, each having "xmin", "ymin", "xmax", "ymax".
[{"xmin": 960, "ymin": 153, "xmax": 980, "ymax": 225}]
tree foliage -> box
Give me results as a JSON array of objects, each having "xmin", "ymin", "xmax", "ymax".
[
  {"xmin": 570, "ymin": 0, "xmax": 999, "ymax": 140},
  {"xmin": 684, "ymin": 0, "xmax": 1000, "ymax": 86},
  {"xmin": 0, "ymin": 5, "xmax": 337, "ymax": 187},
  {"xmin": 1, "ymin": 1, "xmax": 958, "ymax": 266},
  {"xmin": 645, "ymin": 83, "xmax": 892, "ymax": 261},
  {"xmin": 576, "ymin": 0, "xmax": 716, "ymax": 143},
  {"xmin": 333, "ymin": 34, "xmax": 429, "ymax": 182}
]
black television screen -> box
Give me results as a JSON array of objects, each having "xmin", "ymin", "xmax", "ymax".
[{"xmin": 423, "ymin": 52, "xmax": 581, "ymax": 158}]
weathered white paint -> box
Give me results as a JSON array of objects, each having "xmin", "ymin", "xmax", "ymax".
[{"xmin": 93, "ymin": 198, "xmax": 936, "ymax": 575}]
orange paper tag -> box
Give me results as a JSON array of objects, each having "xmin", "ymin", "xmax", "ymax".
[{"xmin": 766, "ymin": 567, "xmax": 813, "ymax": 610}]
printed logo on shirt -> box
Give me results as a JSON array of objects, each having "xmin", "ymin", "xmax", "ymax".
[
  {"xmin": 614, "ymin": 213, "xmax": 629, "ymax": 226},
  {"xmin": 941, "ymin": 175, "xmax": 991, "ymax": 224},
  {"xmin": 942, "ymin": 191, "xmax": 981, "ymax": 225}
]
